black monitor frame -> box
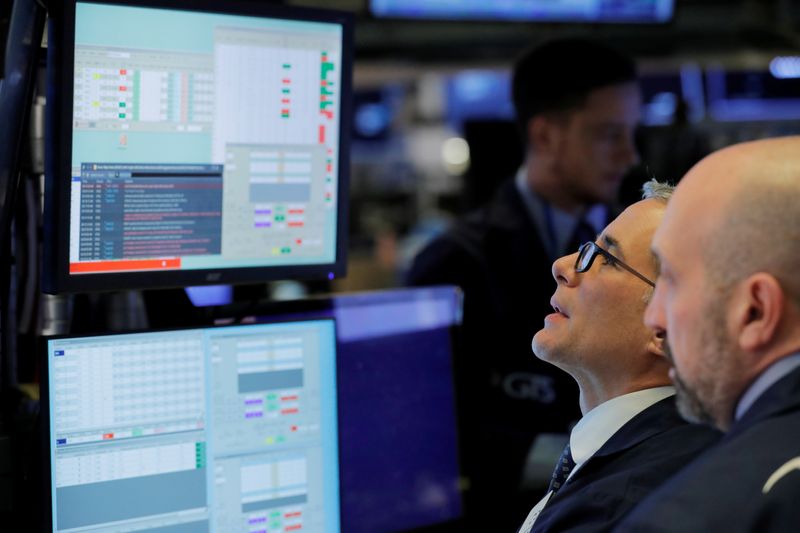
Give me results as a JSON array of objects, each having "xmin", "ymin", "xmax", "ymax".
[{"xmin": 43, "ymin": 0, "xmax": 353, "ymax": 293}]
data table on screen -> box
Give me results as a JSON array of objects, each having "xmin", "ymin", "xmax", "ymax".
[{"xmin": 47, "ymin": 319, "xmax": 339, "ymax": 533}]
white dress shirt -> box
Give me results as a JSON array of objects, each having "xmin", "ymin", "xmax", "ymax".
[{"xmin": 518, "ymin": 386, "xmax": 676, "ymax": 533}]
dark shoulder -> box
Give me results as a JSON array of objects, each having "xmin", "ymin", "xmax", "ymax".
[{"xmin": 405, "ymin": 217, "xmax": 487, "ymax": 287}]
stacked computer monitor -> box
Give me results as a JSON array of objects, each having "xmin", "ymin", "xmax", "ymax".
[
  {"xmin": 40, "ymin": 2, "xmax": 465, "ymax": 532},
  {"xmin": 41, "ymin": 0, "xmax": 355, "ymax": 531}
]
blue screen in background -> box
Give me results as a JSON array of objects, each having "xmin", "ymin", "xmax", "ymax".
[
  {"xmin": 640, "ymin": 64, "xmax": 705, "ymax": 126},
  {"xmin": 706, "ymin": 67, "xmax": 800, "ymax": 122},
  {"xmin": 185, "ymin": 284, "xmax": 234, "ymax": 306},
  {"xmin": 338, "ymin": 328, "xmax": 462, "ymax": 532},
  {"xmin": 445, "ymin": 70, "xmax": 514, "ymax": 131},
  {"xmin": 371, "ymin": 0, "xmax": 674, "ymax": 23}
]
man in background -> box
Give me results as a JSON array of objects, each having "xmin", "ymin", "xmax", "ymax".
[
  {"xmin": 406, "ymin": 38, "xmax": 641, "ymax": 528},
  {"xmin": 519, "ymin": 180, "xmax": 718, "ymax": 532},
  {"xmin": 618, "ymin": 136, "xmax": 800, "ymax": 531}
]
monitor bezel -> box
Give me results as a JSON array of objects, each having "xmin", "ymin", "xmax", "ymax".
[
  {"xmin": 43, "ymin": 0, "xmax": 353, "ymax": 293},
  {"xmin": 41, "ymin": 315, "xmax": 342, "ymax": 532}
]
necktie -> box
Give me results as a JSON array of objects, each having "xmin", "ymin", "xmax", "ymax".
[
  {"xmin": 566, "ymin": 216, "xmax": 597, "ymax": 256},
  {"xmin": 517, "ymin": 443, "xmax": 577, "ymax": 533},
  {"xmin": 547, "ymin": 442, "xmax": 576, "ymax": 494}
]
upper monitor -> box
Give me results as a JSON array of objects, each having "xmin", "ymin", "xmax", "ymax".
[
  {"xmin": 44, "ymin": 318, "xmax": 339, "ymax": 532},
  {"xmin": 370, "ymin": 0, "xmax": 674, "ymax": 23},
  {"xmin": 44, "ymin": 0, "xmax": 353, "ymax": 293}
]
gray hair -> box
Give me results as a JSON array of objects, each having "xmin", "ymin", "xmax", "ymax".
[
  {"xmin": 641, "ymin": 178, "xmax": 674, "ymax": 202},
  {"xmin": 639, "ymin": 178, "xmax": 673, "ymax": 303}
]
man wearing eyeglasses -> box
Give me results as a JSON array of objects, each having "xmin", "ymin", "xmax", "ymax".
[
  {"xmin": 518, "ymin": 180, "xmax": 720, "ymax": 533},
  {"xmin": 407, "ymin": 38, "xmax": 643, "ymax": 530}
]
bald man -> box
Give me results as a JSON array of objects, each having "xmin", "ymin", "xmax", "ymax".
[{"xmin": 616, "ymin": 136, "xmax": 800, "ymax": 532}]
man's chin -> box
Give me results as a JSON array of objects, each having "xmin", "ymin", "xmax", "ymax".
[
  {"xmin": 531, "ymin": 337, "xmax": 566, "ymax": 367},
  {"xmin": 530, "ymin": 335, "xmax": 553, "ymax": 362},
  {"xmin": 673, "ymin": 380, "xmax": 715, "ymax": 427}
]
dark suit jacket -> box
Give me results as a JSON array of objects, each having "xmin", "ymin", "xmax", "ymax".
[
  {"xmin": 406, "ymin": 179, "xmax": 601, "ymax": 530},
  {"xmin": 529, "ymin": 395, "xmax": 721, "ymax": 533},
  {"xmin": 615, "ymin": 364, "xmax": 800, "ymax": 532}
]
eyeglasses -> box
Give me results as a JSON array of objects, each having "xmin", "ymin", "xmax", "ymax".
[{"xmin": 575, "ymin": 241, "xmax": 655, "ymax": 287}]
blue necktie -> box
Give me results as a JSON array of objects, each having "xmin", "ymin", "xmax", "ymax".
[{"xmin": 548, "ymin": 443, "xmax": 576, "ymax": 493}]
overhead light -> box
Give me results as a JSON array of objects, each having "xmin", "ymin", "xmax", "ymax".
[
  {"xmin": 441, "ymin": 137, "xmax": 470, "ymax": 175},
  {"xmin": 769, "ymin": 56, "xmax": 800, "ymax": 79}
]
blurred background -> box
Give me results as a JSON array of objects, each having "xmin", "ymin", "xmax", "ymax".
[{"xmin": 278, "ymin": 0, "xmax": 800, "ymax": 294}]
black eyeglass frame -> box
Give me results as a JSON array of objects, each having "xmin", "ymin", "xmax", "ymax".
[{"xmin": 574, "ymin": 241, "xmax": 655, "ymax": 287}]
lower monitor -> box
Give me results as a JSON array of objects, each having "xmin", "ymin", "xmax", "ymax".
[{"xmin": 44, "ymin": 319, "xmax": 339, "ymax": 532}]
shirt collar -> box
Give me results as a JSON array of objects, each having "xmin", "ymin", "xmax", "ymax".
[
  {"xmin": 514, "ymin": 168, "xmax": 607, "ymax": 260},
  {"xmin": 735, "ymin": 352, "xmax": 800, "ymax": 421},
  {"xmin": 569, "ymin": 386, "xmax": 676, "ymax": 471}
]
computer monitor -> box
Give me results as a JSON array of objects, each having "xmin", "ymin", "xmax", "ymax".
[
  {"xmin": 220, "ymin": 286, "xmax": 464, "ymax": 533},
  {"xmin": 640, "ymin": 65, "xmax": 705, "ymax": 126},
  {"xmin": 43, "ymin": 318, "xmax": 340, "ymax": 532},
  {"xmin": 705, "ymin": 66, "xmax": 800, "ymax": 122},
  {"xmin": 444, "ymin": 70, "xmax": 515, "ymax": 131},
  {"xmin": 370, "ymin": 0, "xmax": 674, "ymax": 23},
  {"xmin": 43, "ymin": 0, "xmax": 353, "ymax": 293}
]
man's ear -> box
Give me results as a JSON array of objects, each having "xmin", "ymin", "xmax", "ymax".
[
  {"xmin": 736, "ymin": 273, "xmax": 783, "ymax": 353},
  {"xmin": 529, "ymin": 115, "xmax": 559, "ymax": 156},
  {"xmin": 647, "ymin": 329, "xmax": 666, "ymax": 358}
]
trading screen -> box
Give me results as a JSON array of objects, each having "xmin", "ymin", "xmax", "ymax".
[
  {"xmin": 47, "ymin": 319, "xmax": 339, "ymax": 532},
  {"xmin": 69, "ymin": 2, "xmax": 343, "ymax": 275}
]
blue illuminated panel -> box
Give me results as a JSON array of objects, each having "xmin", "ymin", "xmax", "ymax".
[
  {"xmin": 640, "ymin": 64, "xmax": 705, "ymax": 126},
  {"xmin": 445, "ymin": 70, "xmax": 514, "ymax": 130},
  {"xmin": 706, "ymin": 66, "xmax": 800, "ymax": 122},
  {"xmin": 371, "ymin": 0, "xmax": 674, "ymax": 23}
]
